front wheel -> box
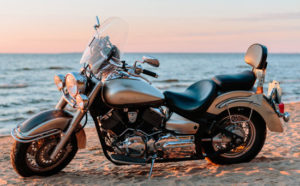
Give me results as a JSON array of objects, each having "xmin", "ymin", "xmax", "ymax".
[
  {"xmin": 203, "ymin": 107, "xmax": 266, "ymax": 165},
  {"xmin": 11, "ymin": 134, "xmax": 78, "ymax": 177}
]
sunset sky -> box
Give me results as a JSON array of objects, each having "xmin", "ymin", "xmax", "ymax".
[{"xmin": 0, "ymin": 0, "xmax": 299, "ymax": 53}]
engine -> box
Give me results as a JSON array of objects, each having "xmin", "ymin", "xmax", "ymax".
[
  {"xmin": 111, "ymin": 130, "xmax": 195, "ymax": 159},
  {"xmin": 98, "ymin": 107, "xmax": 196, "ymax": 159}
]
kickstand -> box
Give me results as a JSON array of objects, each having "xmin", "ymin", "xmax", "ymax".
[{"xmin": 148, "ymin": 154, "xmax": 157, "ymax": 179}]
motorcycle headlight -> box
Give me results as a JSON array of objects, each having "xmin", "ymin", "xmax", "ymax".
[
  {"xmin": 54, "ymin": 74, "xmax": 65, "ymax": 91},
  {"xmin": 65, "ymin": 72, "xmax": 87, "ymax": 97}
]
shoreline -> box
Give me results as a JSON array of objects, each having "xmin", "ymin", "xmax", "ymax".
[{"xmin": 0, "ymin": 102, "xmax": 299, "ymax": 185}]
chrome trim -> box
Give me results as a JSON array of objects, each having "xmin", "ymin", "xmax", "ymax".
[
  {"xmin": 154, "ymin": 134, "xmax": 195, "ymax": 159},
  {"xmin": 118, "ymin": 136, "xmax": 146, "ymax": 157},
  {"xmin": 62, "ymin": 91, "xmax": 77, "ymax": 108},
  {"xmin": 254, "ymin": 69, "xmax": 265, "ymax": 89},
  {"xmin": 11, "ymin": 128, "xmax": 61, "ymax": 143},
  {"xmin": 282, "ymin": 112, "xmax": 290, "ymax": 122},
  {"xmin": 216, "ymin": 94, "xmax": 263, "ymax": 109}
]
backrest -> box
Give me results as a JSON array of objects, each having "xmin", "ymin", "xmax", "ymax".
[{"xmin": 245, "ymin": 43, "xmax": 268, "ymax": 69}]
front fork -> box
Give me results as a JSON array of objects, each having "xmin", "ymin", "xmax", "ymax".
[
  {"xmin": 50, "ymin": 81, "xmax": 102, "ymax": 159},
  {"xmin": 55, "ymin": 96, "xmax": 68, "ymax": 110}
]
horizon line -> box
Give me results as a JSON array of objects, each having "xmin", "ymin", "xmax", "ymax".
[{"xmin": 0, "ymin": 51, "xmax": 300, "ymax": 55}]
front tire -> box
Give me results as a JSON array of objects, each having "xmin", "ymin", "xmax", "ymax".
[
  {"xmin": 11, "ymin": 134, "xmax": 78, "ymax": 177},
  {"xmin": 203, "ymin": 107, "xmax": 266, "ymax": 165}
]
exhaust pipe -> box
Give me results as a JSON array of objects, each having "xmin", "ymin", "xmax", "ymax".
[{"xmin": 283, "ymin": 112, "xmax": 290, "ymax": 122}]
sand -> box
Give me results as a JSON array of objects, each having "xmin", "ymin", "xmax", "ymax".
[{"xmin": 0, "ymin": 103, "xmax": 299, "ymax": 185}]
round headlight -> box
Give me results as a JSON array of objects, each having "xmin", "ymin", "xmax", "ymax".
[
  {"xmin": 54, "ymin": 74, "xmax": 65, "ymax": 91},
  {"xmin": 65, "ymin": 72, "xmax": 87, "ymax": 97}
]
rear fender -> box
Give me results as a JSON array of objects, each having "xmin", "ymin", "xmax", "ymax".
[
  {"xmin": 11, "ymin": 109, "xmax": 86, "ymax": 148},
  {"xmin": 207, "ymin": 91, "xmax": 283, "ymax": 132}
]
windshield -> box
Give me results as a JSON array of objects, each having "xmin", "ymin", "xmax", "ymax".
[{"xmin": 80, "ymin": 17, "xmax": 128, "ymax": 70}]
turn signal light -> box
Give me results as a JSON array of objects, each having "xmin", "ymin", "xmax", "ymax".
[
  {"xmin": 278, "ymin": 103, "xmax": 284, "ymax": 114},
  {"xmin": 76, "ymin": 94, "xmax": 89, "ymax": 110},
  {"xmin": 54, "ymin": 74, "xmax": 65, "ymax": 91}
]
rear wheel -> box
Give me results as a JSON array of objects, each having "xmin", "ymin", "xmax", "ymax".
[
  {"xmin": 203, "ymin": 107, "xmax": 266, "ymax": 164},
  {"xmin": 11, "ymin": 134, "xmax": 78, "ymax": 177}
]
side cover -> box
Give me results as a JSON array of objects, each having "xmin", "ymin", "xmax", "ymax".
[{"xmin": 207, "ymin": 91, "xmax": 283, "ymax": 132}]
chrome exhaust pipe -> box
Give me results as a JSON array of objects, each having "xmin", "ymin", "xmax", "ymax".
[{"xmin": 283, "ymin": 112, "xmax": 290, "ymax": 122}]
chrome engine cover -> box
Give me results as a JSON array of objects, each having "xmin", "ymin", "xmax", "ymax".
[
  {"xmin": 117, "ymin": 135, "xmax": 146, "ymax": 157},
  {"xmin": 154, "ymin": 134, "xmax": 195, "ymax": 158},
  {"xmin": 116, "ymin": 131, "xmax": 195, "ymax": 159}
]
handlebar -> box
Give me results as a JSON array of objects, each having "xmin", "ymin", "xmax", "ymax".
[
  {"xmin": 142, "ymin": 69, "xmax": 158, "ymax": 78},
  {"xmin": 110, "ymin": 60, "xmax": 158, "ymax": 78}
]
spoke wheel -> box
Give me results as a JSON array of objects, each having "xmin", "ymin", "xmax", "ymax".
[
  {"xmin": 203, "ymin": 107, "xmax": 266, "ymax": 165},
  {"xmin": 11, "ymin": 134, "xmax": 78, "ymax": 177},
  {"xmin": 212, "ymin": 114, "xmax": 256, "ymax": 158}
]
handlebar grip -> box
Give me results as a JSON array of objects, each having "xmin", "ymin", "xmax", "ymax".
[{"xmin": 142, "ymin": 69, "xmax": 158, "ymax": 78}]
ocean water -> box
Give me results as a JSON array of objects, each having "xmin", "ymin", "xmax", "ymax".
[{"xmin": 0, "ymin": 53, "xmax": 299, "ymax": 135}]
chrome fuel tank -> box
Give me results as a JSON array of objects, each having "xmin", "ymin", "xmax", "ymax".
[{"xmin": 103, "ymin": 79, "xmax": 164, "ymax": 107}]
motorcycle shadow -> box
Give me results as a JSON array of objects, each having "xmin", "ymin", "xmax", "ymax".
[{"xmin": 52, "ymin": 156, "xmax": 286, "ymax": 182}]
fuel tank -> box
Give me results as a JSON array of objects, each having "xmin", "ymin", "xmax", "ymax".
[{"xmin": 103, "ymin": 78, "xmax": 164, "ymax": 107}]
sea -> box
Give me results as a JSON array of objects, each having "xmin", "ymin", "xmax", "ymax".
[{"xmin": 0, "ymin": 53, "xmax": 299, "ymax": 135}]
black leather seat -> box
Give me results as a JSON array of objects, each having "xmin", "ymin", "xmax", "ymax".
[
  {"xmin": 212, "ymin": 70, "xmax": 256, "ymax": 91},
  {"xmin": 164, "ymin": 80, "xmax": 217, "ymax": 122}
]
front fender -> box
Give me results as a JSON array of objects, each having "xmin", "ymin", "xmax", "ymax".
[
  {"xmin": 20, "ymin": 109, "xmax": 73, "ymax": 135},
  {"xmin": 11, "ymin": 109, "xmax": 87, "ymax": 148},
  {"xmin": 207, "ymin": 91, "xmax": 284, "ymax": 132}
]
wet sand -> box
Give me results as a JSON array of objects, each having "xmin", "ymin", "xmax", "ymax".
[{"xmin": 0, "ymin": 103, "xmax": 299, "ymax": 185}]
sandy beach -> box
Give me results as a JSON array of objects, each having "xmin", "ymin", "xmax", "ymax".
[{"xmin": 0, "ymin": 103, "xmax": 299, "ymax": 185}]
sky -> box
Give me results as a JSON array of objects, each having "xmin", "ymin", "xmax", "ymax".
[{"xmin": 0, "ymin": 0, "xmax": 299, "ymax": 53}]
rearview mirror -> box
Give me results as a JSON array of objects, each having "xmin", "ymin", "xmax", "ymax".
[
  {"xmin": 94, "ymin": 16, "xmax": 100, "ymax": 30},
  {"xmin": 142, "ymin": 56, "xmax": 160, "ymax": 67}
]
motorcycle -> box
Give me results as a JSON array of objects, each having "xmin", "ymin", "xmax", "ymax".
[{"xmin": 11, "ymin": 17, "xmax": 290, "ymax": 178}]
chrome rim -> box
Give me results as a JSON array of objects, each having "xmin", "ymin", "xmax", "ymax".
[
  {"xmin": 212, "ymin": 114, "xmax": 256, "ymax": 158},
  {"xmin": 25, "ymin": 136, "xmax": 73, "ymax": 172}
]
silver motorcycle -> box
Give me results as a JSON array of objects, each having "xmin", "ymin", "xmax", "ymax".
[{"xmin": 11, "ymin": 17, "xmax": 290, "ymax": 178}]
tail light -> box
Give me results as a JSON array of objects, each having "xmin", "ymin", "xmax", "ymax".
[{"xmin": 278, "ymin": 103, "xmax": 284, "ymax": 114}]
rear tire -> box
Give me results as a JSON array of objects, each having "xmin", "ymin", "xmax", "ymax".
[
  {"xmin": 11, "ymin": 134, "xmax": 78, "ymax": 177},
  {"xmin": 203, "ymin": 107, "xmax": 266, "ymax": 165}
]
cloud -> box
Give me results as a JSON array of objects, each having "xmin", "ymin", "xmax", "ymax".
[
  {"xmin": 223, "ymin": 12, "xmax": 300, "ymax": 22},
  {"xmin": 181, "ymin": 25, "xmax": 300, "ymax": 38}
]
